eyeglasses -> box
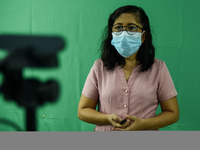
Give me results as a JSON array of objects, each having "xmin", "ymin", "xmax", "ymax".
[{"xmin": 111, "ymin": 23, "xmax": 143, "ymax": 35}]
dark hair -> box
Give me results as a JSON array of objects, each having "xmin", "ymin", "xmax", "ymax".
[{"xmin": 100, "ymin": 5, "xmax": 155, "ymax": 72}]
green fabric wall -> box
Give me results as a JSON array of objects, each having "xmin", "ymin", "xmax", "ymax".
[{"xmin": 0, "ymin": 0, "xmax": 199, "ymax": 131}]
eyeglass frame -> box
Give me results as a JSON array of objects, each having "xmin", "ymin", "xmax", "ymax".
[{"xmin": 110, "ymin": 23, "xmax": 143, "ymax": 35}]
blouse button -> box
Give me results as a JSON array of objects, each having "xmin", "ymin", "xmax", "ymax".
[
  {"xmin": 124, "ymin": 104, "xmax": 127, "ymax": 108},
  {"xmin": 125, "ymin": 90, "xmax": 128, "ymax": 93}
]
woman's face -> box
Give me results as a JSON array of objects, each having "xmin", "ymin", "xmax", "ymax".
[{"xmin": 113, "ymin": 13, "xmax": 145, "ymax": 43}]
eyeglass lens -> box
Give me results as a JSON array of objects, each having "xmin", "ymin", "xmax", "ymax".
[{"xmin": 112, "ymin": 24, "xmax": 138, "ymax": 35}]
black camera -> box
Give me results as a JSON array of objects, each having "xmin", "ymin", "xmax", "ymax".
[{"xmin": 0, "ymin": 34, "xmax": 65, "ymax": 131}]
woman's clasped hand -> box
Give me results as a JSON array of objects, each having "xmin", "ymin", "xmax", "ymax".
[{"xmin": 109, "ymin": 114, "xmax": 144, "ymax": 131}]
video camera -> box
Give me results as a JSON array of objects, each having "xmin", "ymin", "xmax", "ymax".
[{"xmin": 0, "ymin": 34, "xmax": 65, "ymax": 131}]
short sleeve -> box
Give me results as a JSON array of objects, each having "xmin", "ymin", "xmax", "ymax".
[
  {"xmin": 157, "ymin": 61, "xmax": 178, "ymax": 101},
  {"xmin": 82, "ymin": 61, "xmax": 99, "ymax": 100}
]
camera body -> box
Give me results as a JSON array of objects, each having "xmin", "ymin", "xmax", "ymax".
[{"xmin": 0, "ymin": 34, "xmax": 65, "ymax": 107}]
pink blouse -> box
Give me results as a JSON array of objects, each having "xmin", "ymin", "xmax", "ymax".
[{"xmin": 82, "ymin": 58, "xmax": 178, "ymax": 131}]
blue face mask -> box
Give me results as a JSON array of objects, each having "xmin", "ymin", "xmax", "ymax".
[{"xmin": 111, "ymin": 31, "xmax": 143, "ymax": 58}]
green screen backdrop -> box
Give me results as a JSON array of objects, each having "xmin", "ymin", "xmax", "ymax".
[{"xmin": 0, "ymin": 0, "xmax": 200, "ymax": 131}]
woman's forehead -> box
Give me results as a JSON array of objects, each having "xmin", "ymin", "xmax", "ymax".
[{"xmin": 114, "ymin": 13, "xmax": 141, "ymax": 25}]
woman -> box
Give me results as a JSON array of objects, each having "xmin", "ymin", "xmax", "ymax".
[{"xmin": 78, "ymin": 5, "xmax": 179, "ymax": 131}]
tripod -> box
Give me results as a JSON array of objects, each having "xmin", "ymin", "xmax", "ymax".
[{"xmin": 0, "ymin": 34, "xmax": 65, "ymax": 131}]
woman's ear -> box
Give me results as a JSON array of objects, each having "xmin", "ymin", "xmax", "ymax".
[{"xmin": 141, "ymin": 31, "xmax": 146, "ymax": 43}]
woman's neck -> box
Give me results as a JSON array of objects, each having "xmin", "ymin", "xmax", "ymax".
[{"xmin": 123, "ymin": 52, "xmax": 138, "ymax": 70}]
